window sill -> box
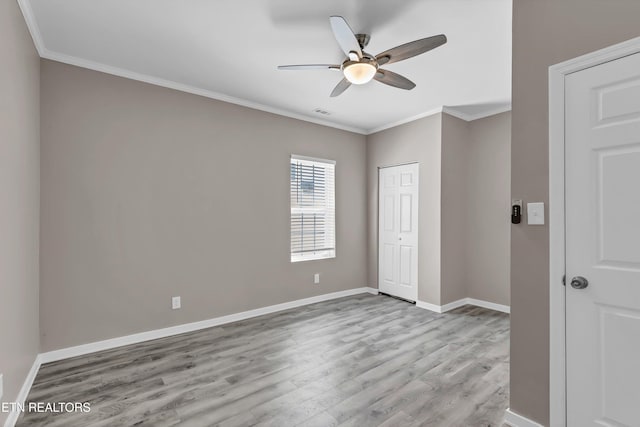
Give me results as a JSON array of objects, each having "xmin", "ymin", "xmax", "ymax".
[{"xmin": 291, "ymin": 252, "xmax": 335, "ymax": 263}]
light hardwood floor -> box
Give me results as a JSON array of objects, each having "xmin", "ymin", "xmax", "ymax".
[{"xmin": 17, "ymin": 294, "xmax": 509, "ymax": 426}]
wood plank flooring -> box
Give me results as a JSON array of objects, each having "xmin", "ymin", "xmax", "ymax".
[{"xmin": 17, "ymin": 294, "xmax": 509, "ymax": 427}]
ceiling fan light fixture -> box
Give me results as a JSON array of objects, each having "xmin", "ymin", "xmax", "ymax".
[{"xmin": 342, "ymin": 61, "xmax": 377, "ymax": 85}]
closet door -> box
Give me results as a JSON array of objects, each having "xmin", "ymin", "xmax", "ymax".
[{"xmin": 378, "ymin": 163, "xmax": 419, "ymax": 301}]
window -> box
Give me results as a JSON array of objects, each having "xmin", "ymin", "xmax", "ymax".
[{"xmin": 290, "ymin": 155, "xmax": 335, "ymax": 262}]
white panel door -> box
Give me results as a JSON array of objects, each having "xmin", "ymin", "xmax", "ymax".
[
  {"xmin": 378, "ymin": 163, "xmax": 419, "ymax": 301},
  {"xmin": 566, "ymin": 52, "xmax": 640, "ymax": 426}
]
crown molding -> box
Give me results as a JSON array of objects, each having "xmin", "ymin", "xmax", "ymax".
[
  {"xmin": 17, "ymin": 0, "xmax": 511, "ymax": 137},
  {"xmin": 441, "ymin": 107, "xmax": 469, "ymax": 121},
  {"xmin": 443, "ymin": 105, "xmax": 512, "ymax": 122},
  {"xmin": 16, "ymin": 0, "xmax": 45, "ymax": 55},
  {"xmin": 366, "ymin": 107, "xmax": 444, "ymax": 134},
  {"xmin": 366, "ymin": 104, "xmax": 512, "ymax": 134},
  {"xmin": 40, "ymin": 50, "xmax": 369, "ymax": 135}
]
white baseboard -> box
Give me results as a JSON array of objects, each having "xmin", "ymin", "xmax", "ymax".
[
  {"xmin": 503, "ymin": 408, "xmax": 545, "ymax": 427},
  {"xmin": 416, "ymin": 297, "xmax": 510, "ymax": 314},
  {"xmin": 441, "ymin": 298, "xmax": 470, "ymax": 312},
  {"xmin": 416, "ymin": 300, "xmax": 445, "ymax": 313},
  {"xmin": 3, "ymin": 356, "xmax": 42, "ymax": 427},
  {"xmin": 467, "ymin": 298, "xmax": 510, "ymax": 314},
  {"xmin": 4, "ymin": 288, "xmax": 505, "ymax": 427},
  {"xmin": 416, "ymin": 298, "xmax": 468, "ymax": 313},
  {"xmin": 39, "ymin": 287, "xmax": 375, "ymax": 364},
  {"xmin": 4, "ymin": 287, "xmax": 376, "ymax": 427}
]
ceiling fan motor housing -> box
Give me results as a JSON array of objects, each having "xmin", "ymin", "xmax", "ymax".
[{"xmin": 342, "ymin": 53, "xmax": 378, "ymax": 70}]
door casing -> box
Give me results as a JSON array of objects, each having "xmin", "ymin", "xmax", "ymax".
[{"xmin": 548, "ymin": 36, "xmax": 640, "ymax": 427}]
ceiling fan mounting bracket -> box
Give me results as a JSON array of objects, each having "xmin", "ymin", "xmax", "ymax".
[{"xmin": 355, "ymin": 34, "xmax": 371, "ymax": 49}]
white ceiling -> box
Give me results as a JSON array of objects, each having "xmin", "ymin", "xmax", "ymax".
[{"xmin": 22, "ymin": 0, "xmax": 512, "ymax": 134}]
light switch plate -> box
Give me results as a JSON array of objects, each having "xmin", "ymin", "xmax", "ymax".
[{"xmin": 527, "ymin": 202, "xmax": 545, "ymax": 225}]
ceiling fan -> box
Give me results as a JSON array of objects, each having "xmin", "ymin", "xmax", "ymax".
[{"xmin": 278, "ymin": 16, "xmax": 447, "ymax": 97}]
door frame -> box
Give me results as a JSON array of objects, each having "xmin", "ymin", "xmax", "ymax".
[
  {"xmin": 548, "ymin": 36, "xmax": 640, "ymax": 427},
  {"xmin": 377, "ymin": 162, "xmax": 419, "ymax": 302}
]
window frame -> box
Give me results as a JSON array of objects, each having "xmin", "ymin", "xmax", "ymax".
[{"xmin": 290, "ymin": 154, "xmax": 336, "ymax": 263}]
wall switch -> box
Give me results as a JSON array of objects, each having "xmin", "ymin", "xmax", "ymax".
[
  {"xmin": 314, "ymin": 273, "xmax": 320, "ymax": 284},
  {"xmin": 172, "ymin": 296, "xmax": 181, "ymax": 310},
  {"xmin": 527, "ymin": 202, "xmax": 545, "ymax": 225}
]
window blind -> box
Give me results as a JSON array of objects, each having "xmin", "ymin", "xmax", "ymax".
[{"xmin": 290, "ymin": 155, "xmax": 336, "ymax": 262}]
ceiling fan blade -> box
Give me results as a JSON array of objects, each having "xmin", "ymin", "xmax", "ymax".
[
  {"xmin": 330, "ymin": 78, "xmax": 352, "ymax": 97},
  {"xmin": 277, "ymin": 64, "xmax": 341, "ymax": 71},
  {"xmin": 376, "ymin": 34, "xmax": 447, "ymax": 66},
  {"xmin": 374, "ymin": 69, "xmax": 416, "ymax": 90},
  {"xmin": 329, "ymin": 16, "xmax": 363, "ymax": 59}
]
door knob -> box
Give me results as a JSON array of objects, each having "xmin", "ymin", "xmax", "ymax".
[{"xmin": 570, "ymin": 276, "xmax": 589, "ymax": 289}]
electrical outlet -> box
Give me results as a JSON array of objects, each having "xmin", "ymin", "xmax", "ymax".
[
  {"xmin": 314, "ymin": 273, "xmax": 320, "ymax": 284},
  {"xmin": 172, "ymin": 296, "xmax": 181, "ymax": 310}
]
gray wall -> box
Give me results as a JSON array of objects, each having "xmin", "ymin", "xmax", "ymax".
[
  {"xmin": 440, "ymin": 114, "xmax": 470, "ymax": 305},
  {"xmin": 0, "ymin": 0, "xmax": 40, "ymax": 423},
  {"xmin": 510, "ymin": 0, "xmax": 640, "ymax": 424},
  {"xmin": 40, "ymin": 60, "xmax": 367, "ymax": 351},
  {"xmin": 366, "ymin": 114, "xmax": 443, "ymax": 304},
  {"xmin": 366, "ymin": 112, "xmax": 511, "ymax": 307},
  {"xmin": 467, "ymin": 112, "xmax": 511, "ymax": 306}
]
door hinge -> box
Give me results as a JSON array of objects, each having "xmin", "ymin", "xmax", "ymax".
[{"xmin": 562, "ymin": 275, "xmax": 566, "ymax": 286}]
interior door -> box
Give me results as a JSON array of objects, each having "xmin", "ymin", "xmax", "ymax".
[
  {"xmin": 566, "ymin": 52, "xmax": 640, "ymax": 426},
  {"xmin": 378, "ymin": 163, "xmax": 419, "ymax": 301}
]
